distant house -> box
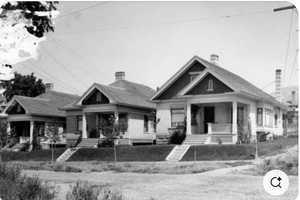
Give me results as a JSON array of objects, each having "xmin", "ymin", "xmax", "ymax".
[
  {"xmin": 2, "ymin": 89, "xmax": 79, "ymax": 147},
  {"xmin": 61, "ymin": 72, "xmax": 156, "ymax": 146},
  {"xmin": 151, "ymin": 55, "xmax": 288, "ymax": 144}
]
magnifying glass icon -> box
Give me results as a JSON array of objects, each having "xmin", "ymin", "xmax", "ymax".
[{"xmin": 270, "ymin": 177, "xmax": 282, "ymax": 188}]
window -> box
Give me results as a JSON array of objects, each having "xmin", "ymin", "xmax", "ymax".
[
  {"xmin": 171, "ymin": 108, "xmax": 185, "ymax": 127},
  {"xmin": 76, "ymin": 116, "xmax": 82, "ymax": 131},
  {"xmin": 190, "ymin": 74, "xmax": 198, "ymax": 82},
  {"xmin": 119, "ymin": 114, "xmax": 128, "ymax": 133},
  {"xmin": 144, "ymin": 115, "xmax": 149, "ymax": 132},
  {"xmin": 274, "ymin": 114, "xmax": 278, "ymax": 127},
  {"xmin": 96, "ymin": 93, "xmax": 102, "ymax": 103},
  {"xmin": 207, "ymin": 79, "xmax": 214, "ymax": 91},
  {"xmin": 264, "ymin": 108, "xmax": 274, "ymax": 127},
  {"xmin": 257, "ymin": 108, "xmax": 263, "ymax": 126}
]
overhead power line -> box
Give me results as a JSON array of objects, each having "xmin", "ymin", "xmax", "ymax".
[
  {"xmin": 54, "ymin": 8, "xmax": 273, "ymax": 36},
  {"xmin": 56, "ymin": 1, "xmax": 109, "ymax": 19},
  {"xmin": 273, "ymin": 5, "xmax": 296, "ymax": 12}
]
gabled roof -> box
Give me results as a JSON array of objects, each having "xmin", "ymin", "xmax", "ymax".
[
  {"xmin": 152, "ymin": 55, "xmax": 287, "ymax": 108},
  {"xmin": 65, "ymin": 80, "xmax": 156, "ymax": 110},
  {"xmin": 4, "ymin": 91, "xmax": 79, "ymax": 117}
]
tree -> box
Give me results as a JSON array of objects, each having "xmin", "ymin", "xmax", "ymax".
[
  {"xmin": 0, "ymin": 1, "xmax": 59, "ymax": 73},
  {"xmin": 1, "ymin": 2, "xmax": 58, "ymax": 38},
  {"xmin": 1, "ymin": 72, "xmax": 46, "ymax": 101}
]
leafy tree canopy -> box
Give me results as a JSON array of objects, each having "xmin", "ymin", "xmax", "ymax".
[
  {"xmin": 1, "ymin": 1, "xmax": 58, "ymax": 38},
  {"xmin": 1, "ymin": 72, "xmax": 46, "ymax": 101}
]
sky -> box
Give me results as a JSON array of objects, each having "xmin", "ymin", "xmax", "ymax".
[{"xmin": 14, "ymin": 1, "xmax": 298, "ymax": 95}]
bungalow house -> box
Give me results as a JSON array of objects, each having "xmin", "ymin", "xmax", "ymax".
[
  {"xmin": 2, "ymin": 86, "xmax": 79, "ymax": 148},
  {"xmin": 151, "ymin": 55, "xmax": 288, "ymax": 144},
  {"xmin": 61, "ymin": 72, "xmax": 156, "ymax": 146}
]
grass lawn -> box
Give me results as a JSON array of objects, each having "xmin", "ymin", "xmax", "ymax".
[
  {"xmin": 258, "ymin": 136, "xmax": 298, "ymax": 156},
  {"xmin": 11, "ymin": 160, "xmax": 253, "ymax": 174},
  {"xmin": 68, "ymin": 145, "xmax": 175, "ymax": 162},
  {"xmin": 0, "ymin": 148, "xmax": 66, "ymax": 161}
]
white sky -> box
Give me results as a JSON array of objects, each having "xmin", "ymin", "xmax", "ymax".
[{"xmin": 14, "ymin": 1, "xmax": 298, "ymax": 95}]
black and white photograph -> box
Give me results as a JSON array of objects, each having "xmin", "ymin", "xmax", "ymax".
[{"xmin": 0, "ymin": 1, "xmax": 298, "ymax": 200}]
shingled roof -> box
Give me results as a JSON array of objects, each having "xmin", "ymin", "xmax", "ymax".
[
  {"xmin": 63, "ymin": 79, "xmax": 156, "ymax": 110},
  {"xmin": 152, "ymin": 55, "xmax": 287, "ymax": 108},
  {"xmin": 5, "ymin": 91, "xmax": 79, "ymax": 117}
]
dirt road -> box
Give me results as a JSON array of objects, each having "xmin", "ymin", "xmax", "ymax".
[{"xmin": 24, "ymin": 164, "xmax": 298, "ymax": 200}]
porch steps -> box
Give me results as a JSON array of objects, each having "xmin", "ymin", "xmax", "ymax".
[
  {"xmin": 183, "ymin": 135, "xmax": 209, "ymax": 145},
  {"xmin": 56, "ymin": 147, "xmax": 80, "ymax": 162},
  {"xmin": 166, "ymin": 145, "xmax": 190, "ymax": 161},
  {"xmin": 77, "ymin": 138, "xmax": 99, "ymax": 148}
]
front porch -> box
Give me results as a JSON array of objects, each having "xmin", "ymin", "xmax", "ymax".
[
  {"xmin": 80, "ymin": 105, "xmax": 156, "ymax": 146},
  {"xmin": 185, "ymin": 100, "xmax": 254, "ymax": 144}
]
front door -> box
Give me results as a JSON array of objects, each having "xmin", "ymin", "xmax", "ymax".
[{"xmin": 204, "ymin": 106, "xmax": 215, "ymax": 133}]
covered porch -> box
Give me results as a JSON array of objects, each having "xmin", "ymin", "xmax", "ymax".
[
  {"xmin": 6, "ymin": 115, "xmax": 65, "ymax": 147},
  {"xmin": 185, "ymin": 98, "xmax": 256, "ymax": 144},
  {"xmin": 81, "ymin": 104, "xmax": 156, "ymax": 144}
]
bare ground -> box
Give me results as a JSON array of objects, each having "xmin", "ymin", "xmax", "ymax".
[{"xmin": 23, "ymin": 164, "xmax": 298, "ymax": 200}]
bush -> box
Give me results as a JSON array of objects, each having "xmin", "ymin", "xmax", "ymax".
[
  {"xmin": 0, "ymin": 163, "xmax": 56, "ymax": 200},
  {"xmin": 52, "ymin": 164, "xmax": 82, "ymax": 173},
  {"xmin": 66, "ymin": 182, "xmax": 100, "ymax": 200},
  {"xmin": 257, "ymin": 146, "xmax": 298, "ymax": 175},
  {"xmin": 66, "ymin": 181, "xmax": 124, "ymax": 200},
  {"xmin": 168, "ymin": 130, "xmax": 186, "ymax": 144}
]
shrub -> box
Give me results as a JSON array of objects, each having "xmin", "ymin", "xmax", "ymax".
[
  {"xmin": 0, "ymin": 163, "xmax": 56, "ymax": 200},
  {"xmin": 256, "ymin": 146, "xmax": 298, "ymax": 175},
  {"xmin": 66, "ymin": 182, "xmax": 101, "ymax": 200},
  {"xmin": 168, "ymin": 130, "xmax": 186, "ymax": 144},
  {"xmin": 52, "ymin": 164, "xmax": 82, "ymax": 173}
]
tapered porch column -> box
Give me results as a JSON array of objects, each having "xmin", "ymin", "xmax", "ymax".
[
  {"xmin": 114, "ymin": 111, "xmax": 119, "ymax": 125},
  {"xmin": 82, "ymin": 113, "xmax": 87, "ymax": 139},
  {"xmin": 186, "ymin": 103, "xmax": 192, "ymax": 135},
  {"xmin": 6, "ymin": 122, "xmax": 11, "ymax": 136},
  {"xmin": 232, "ymin": 101, "xmax": 238, "ymax": 143},
  {"xmin": 29, "ymin": 120, "xmax": 34, "ymax": 144}
]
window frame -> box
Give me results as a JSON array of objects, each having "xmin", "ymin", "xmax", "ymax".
[
  {"xmin": 207, "ymin": 79, "xmax": 214, "ymax": 91},
  {"xmin": 170, "ymin": 108, "xmax": 185, "ymax": 128}
]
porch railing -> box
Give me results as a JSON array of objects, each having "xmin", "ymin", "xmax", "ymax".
[{"xmin": 207, "ymin": 123, "xmax": 232, "ymax": 134}]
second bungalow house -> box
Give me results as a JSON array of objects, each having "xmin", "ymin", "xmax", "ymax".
[
  {"xmin": 61, "ymin": 72, "xmax": 156, "ymax": 147},
  {"xmin": 2, "ymin": 84, "xmax": 79, "ymax": 150},
  {"xmin": 151, "ymin": 55, "xmax": 288, "ymax": 145}
]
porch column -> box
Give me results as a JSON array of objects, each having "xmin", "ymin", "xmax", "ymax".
[
  {"xmin": 82, "ymin": 113, "xmax": 87, "ymax": 139},
  {"xmin": 114, "ymin": 111, "xmax": 119, "ymax": 125},
  {"xmin": 148, "ymin": 118, "xmax": 155, "ymax": 133},
  {"xmin": 186, "ymin": 103, "xmax": 192, "ymax": 135},
  {"xmin": 249, "ymin": 103, "xmax": 257, "ymax": 141},
  {"xmin": 232, "ymin": 101, "xmax": 238, "ymax": 143},
  {"xmin": 6, "ymin": 122, "xmax": 11, "ymax": 136},
  {"xmin": 29, "ymin": 120, "xmax": 34, "ymax": 144}
]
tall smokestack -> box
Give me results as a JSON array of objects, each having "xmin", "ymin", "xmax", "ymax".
[
  {"xmin": 210, "ymin": 54, "xmax": 219, "ymax": 64},
  {"xmin": 275, "ymin": 69, "xmax": 282, "ymax": 101}
]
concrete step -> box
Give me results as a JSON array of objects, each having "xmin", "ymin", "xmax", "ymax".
[
  {"xmin": 166, "ymin": 144, "xmax": 190, "ymax": 161},
  {"xmin": 77, "ymin": 139, "xmax": 99, "ymax": 148},
  {"xmin": 56, "ymin": 147, "xmax": 80, "ymax": 162}
]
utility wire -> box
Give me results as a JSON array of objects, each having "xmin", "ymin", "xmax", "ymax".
[
  {"xmin": 54, "ymin": 9, "xmax": 273, "ymax": 36},
  {"xmin": 55, "ymin": 1, "xmax": 109, "ymax": 19},
  {"xmin": 23, "ymin": 60, "xmax": 82, "ymax": 94},
  {"xmin": 283, "ymin": 9, "xmax": 295, "ymax": 85},
  {"xmin": 41, "ymin": 46, "xmax": 90, "ymax": 88}
]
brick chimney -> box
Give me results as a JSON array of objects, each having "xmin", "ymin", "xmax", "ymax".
[
  {"xmin": 115, "ymin": 71, "xmax": 125, "ymax": 81},
  {"xmin": 45, "ymin": 83, "xmax": 54, "ymax": 92},
  {"xmin": 210, "ymin": 54, "xmax": 219, "ymax": 64},
  {"xmin": 275, "ymin": 69, "xmax": 282, "ymax": 101}
]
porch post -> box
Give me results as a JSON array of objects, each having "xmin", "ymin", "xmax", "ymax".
[
  {"xmin": 186, "ymin": 103, "xmax": 192, "ymax": 135},
  {"xmin": 6, "ymin": 122, "xmax": 11, "ymax": 136},
  {"xmin": 232, "ymin": 101, "xmax": 238, "ymax": 143},
  {"xmin": 249, "ymin": 103, "xmax": 257, "ymax": 141},
  {"xmin": 114, "ymin": 111, "xmax": 119, "ymax": 125},
  {"xmin": 29, "ymin": 120, "xmax": 34, "ymax": 144},
  {"xmin": 82, "ymin": 113, "xmax": 87, "ymax": 139}
]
